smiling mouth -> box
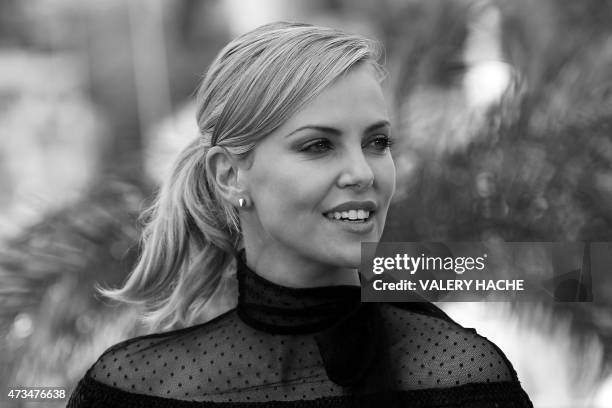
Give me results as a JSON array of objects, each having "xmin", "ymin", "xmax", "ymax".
[{"xmin": 323, "ymin": 209, "xmax": 373, "ymax": 223}]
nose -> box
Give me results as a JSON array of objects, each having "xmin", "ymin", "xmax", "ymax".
[{"xmin": 337, "ymin": 147, "xmax": 375, "ymax": 190}]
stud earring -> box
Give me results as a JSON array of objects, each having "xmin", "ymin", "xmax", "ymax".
[{"xmin": 238, "ymin": 198, "xmax": 246, "ymax": 208}]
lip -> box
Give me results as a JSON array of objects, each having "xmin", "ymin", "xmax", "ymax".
[
  {"xmin": 323, "ymin": 200, "xmax": 377, "ymax": 214},
  {"xmin": 323, "ymin": 214, "xmax": 375, "ymax": 234}
]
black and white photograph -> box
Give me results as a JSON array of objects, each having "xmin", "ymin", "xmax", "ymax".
[{"xmin": 0, "ymin": 1, "xmax": 611, "ymax": 407}]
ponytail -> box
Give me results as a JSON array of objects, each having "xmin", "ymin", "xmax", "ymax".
[{"xmin": 97, "ymin": 138, "xmax": 239, "ymax": 331}]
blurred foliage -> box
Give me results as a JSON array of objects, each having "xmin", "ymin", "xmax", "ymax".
[
  {"xmin": 379, "ymin": 0, "xmax": 612, "ymax": 373},
  {"xmin": 0, "ymin": 176, "xmax": 149, "ymax": 401},
  {"xmin": 381, "ymin": 0, "xmax": 612, "ymax": 261},
  {"xmin": 384, "ymin": 119, "xmax": 612, "ymax": 242}
]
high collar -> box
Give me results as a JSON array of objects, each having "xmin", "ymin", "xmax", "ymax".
[{"xmin": 235, "ymin": 251, "xmax": 362, "ymax": 335}]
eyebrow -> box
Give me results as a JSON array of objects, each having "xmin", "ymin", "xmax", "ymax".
[{"xmin": 285, "ymin": 120, "xmax": 390, "ymax": 138}]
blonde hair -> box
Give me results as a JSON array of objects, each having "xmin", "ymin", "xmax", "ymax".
[{"xmin": 99, "ymin": 22, "xmax": 384, "ymax": 331}]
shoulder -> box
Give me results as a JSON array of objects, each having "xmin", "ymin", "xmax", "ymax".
[
  {"xmin": 85, "ymin": 308, "xmax": 237, "ymax": 394},
  {"xmin": 378, "ymin": 302, "xmax": 521, "ymax": 388}
]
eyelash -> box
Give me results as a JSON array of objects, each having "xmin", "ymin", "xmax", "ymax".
[{"xmin": 300, "ymin": 135, "xmax": 395, "ymax": 154}]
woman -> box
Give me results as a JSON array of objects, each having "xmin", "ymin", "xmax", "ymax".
[{"xmin": 67, "ymin": 22, "xmax": 533, "ymax": 407}]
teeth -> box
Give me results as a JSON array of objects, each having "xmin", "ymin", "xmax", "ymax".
[{"xmin": 326, "ymin": 210, "xmax": 371, "ymax": 220}]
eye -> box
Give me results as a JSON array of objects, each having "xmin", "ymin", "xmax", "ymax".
[
  {"xmin": 300, "ymin": 139, "xmax": 333, "ymax": 153},
  {"xmin": 366, "ymin": 135, "xmax": 394, "ymax": 151}
]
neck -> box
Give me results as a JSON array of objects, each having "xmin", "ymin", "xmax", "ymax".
[{"xmin": 242, "ymin": 243, "xmax": 361, "ymax": 288}]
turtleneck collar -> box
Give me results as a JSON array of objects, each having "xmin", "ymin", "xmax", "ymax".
[{"xmin": 235, "ymin": 251, "xmax": 362, "ymax": 335}]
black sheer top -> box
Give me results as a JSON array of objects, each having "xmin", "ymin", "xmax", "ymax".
[{"xmin": 67, "ymin": 254, "xmax": 533, "ymax": 407}]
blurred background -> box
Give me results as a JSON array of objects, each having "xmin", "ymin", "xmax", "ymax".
[{"xmin": 0, "ymin": 0, "xmax": 611, "ymax": 407}]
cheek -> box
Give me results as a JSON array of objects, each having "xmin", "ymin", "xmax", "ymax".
[
  {"xmin": 374, "ymin": 156, "xmax": 397, "ymax": 199},
  {"xmin": 252, "ymin": 160, "xmax": 330, "ymax": 219}
]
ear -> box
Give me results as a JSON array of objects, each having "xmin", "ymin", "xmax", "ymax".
[{"xmin": 205, "ymin": 146, "xmax": 244, "ymax": 205}]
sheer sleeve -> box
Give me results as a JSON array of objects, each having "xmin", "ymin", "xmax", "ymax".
[
  {"xmin": 382, "ymin": 304, "xmax": 517, "ymax": 389},
  {"xmin": 85, "ymin": 313, "xmax": 239, "ymax": 401}
]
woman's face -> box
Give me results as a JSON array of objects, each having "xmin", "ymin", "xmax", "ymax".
[{"xmin": 239, "ymin": 64, "xmax": 395, "ymax": 280}]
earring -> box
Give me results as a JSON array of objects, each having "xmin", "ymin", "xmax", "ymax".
[{"xmin": 238, "ymin": 198, "xmax": 246, "ymax": 208}]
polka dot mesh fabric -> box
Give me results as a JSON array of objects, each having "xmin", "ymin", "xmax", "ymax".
[
  {"xmin": 381, "ymin": 308, "xmax": 514, "ymax": 388},
  {"xmin": 70, "ymin": 254, "xmax": 533, "ymax": 407}
]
